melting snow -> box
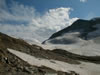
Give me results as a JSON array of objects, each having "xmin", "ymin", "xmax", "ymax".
[{"xmin": 8, "ymin": 48, "xmax": 100, "ymax": 75}]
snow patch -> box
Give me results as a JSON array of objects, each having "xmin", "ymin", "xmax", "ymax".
[{"xmin": 8, "ymin": 48, "xmax": 100, "ymax": 75}]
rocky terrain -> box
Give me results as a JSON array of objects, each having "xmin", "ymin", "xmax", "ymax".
[
  {"xmin": 0, "ymin": 30, "xmax": 100, "ymax": 75},
  {"xmin": 0, "ymin": 32, "xmax": 80, "ymax": 75}
]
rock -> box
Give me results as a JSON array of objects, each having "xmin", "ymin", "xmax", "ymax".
[
  {"xmin": 70, "ymin": 71, "xmax": 79, "ymax": 75},
  {"xmin": 23, "ymin": 67, "xmax": 34, "ymax": 74}
]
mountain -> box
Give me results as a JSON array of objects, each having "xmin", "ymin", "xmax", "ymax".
[
  {"xmin": 1, "ymin": 17, "xmax": 100, "ymax": 75},
  {"xmin": 0, "ymin": 32, "xmax": 82, "ymax": 75},
  {"xmin": 42, "ymin": 17, "xmax": 100, "ymax": 56},
  {"xmin": 1, "ymin": 31, "xmax": 100, "ymax": 75},
  {"xmin": 43, "ymin": 17, "xmax": 100, "ymax": 44}
]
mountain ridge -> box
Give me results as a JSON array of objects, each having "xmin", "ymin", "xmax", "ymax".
[{"xmin": 43, "ymin": 18, "xmax": 100, "ymax": 44}]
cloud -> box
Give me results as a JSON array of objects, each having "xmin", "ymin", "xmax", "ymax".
[
  {"xmin": 85, "ymin": 12, "xmax": 96, "ymax": 20},
  {"xmin": 0, "ymin": 0, "xmax": 36, "ymax": 23},
  {"xmin": 80, "ymin": 0, "xmax": 87, "ymax": 3},
  {"xmin": 0, "ymin": 0, "xmax": 78, "ymax": 44}
]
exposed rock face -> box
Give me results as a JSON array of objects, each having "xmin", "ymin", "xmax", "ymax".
[
  {"xmin": 0, "ymin": 48, "xmax": 44, "ymax": 75},
  {"xmin": 43, "ymin": 18, "xmax": 100, "ymax": 44}
]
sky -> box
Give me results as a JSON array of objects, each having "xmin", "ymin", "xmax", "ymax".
[{"xmin": 0, "ymin": 0, "xmax": 100, "ymax": 44}]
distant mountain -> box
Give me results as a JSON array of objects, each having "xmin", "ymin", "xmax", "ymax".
[
  {"xmin": 42, "ymin": 17, "xmax": 100, "ymax": 56},
  {"xmin": 43, "ymin": 18, "xmax": 100, "ymax": 44}
]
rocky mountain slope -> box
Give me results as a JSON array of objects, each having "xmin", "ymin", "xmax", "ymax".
[
  {"xmin": 42, "ymin": 18, "xmax": 100, "ymax": 56},
  {"xmin": 43, "ymin": 17, "xmax": 100, "ymax": 42},
  {"xmin": 0, "ymin": 32, "xmax": 82, "ymax": 75},
  {"xmin": 1, "ymin": 31, "xmax": 100, "ymax": 75}
]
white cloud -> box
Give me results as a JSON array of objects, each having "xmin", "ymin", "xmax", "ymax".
[
  {"xmin": 0, "ymin": 0, "xmax": 78, "ymax": 44},
  {"xmin": 80, "ymin": 0, "xmax": 87, "ymax": 3},
  {"xmin": 85, "ymin": 12, "xmax": 96, "ymax": 20}
]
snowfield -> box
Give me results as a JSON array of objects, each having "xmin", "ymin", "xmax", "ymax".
[{"xmin": 8, "ymin": 48, "xmax": 100, "ymax": 75}]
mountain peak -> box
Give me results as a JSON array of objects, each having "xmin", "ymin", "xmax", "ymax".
[{"xmin": 43, "ymin": 17, "xmax": 99, "ymax": 44}]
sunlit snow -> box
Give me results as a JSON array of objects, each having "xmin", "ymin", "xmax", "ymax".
[{"xmin": 8, "ymin": 48, "xmax": 100, "ymax": 75}]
